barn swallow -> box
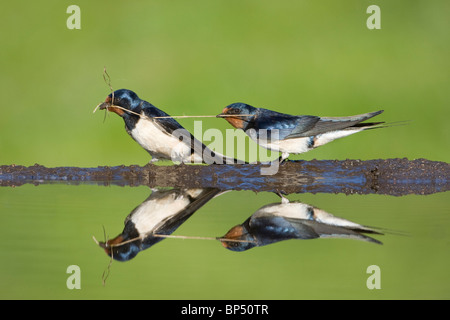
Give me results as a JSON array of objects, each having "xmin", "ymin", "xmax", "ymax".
[
  {"xmin": 97, "ymin": 188, "xmax": 222, "ymax": 261},
  {"xmin": 221, "ymin": 195, "xmax": 382, "ymax": 251},
  {"xmin": 98, "ymin": 89, "xmax": 243, "ymax": 164},
  {"xmin": 217, "ymin": 103, "xmax": 384, "ymax": 162}
]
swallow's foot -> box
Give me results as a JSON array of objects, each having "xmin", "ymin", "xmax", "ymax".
[
  {"xmin": 278, "ymin": 156, "xmax": 289, "ymax": 165},
  {"xmin": 278, "ymin": 152, "xmax": 290, "ymax": 165}
]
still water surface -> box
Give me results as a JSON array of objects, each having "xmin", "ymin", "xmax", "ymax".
[{"xmin": 0, "ymin": 182, "xmax": 448, "ymax": 299}]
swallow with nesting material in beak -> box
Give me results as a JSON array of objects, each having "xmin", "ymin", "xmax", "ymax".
[
  {"xmin": 98, "ymin": 89, "xmax": 243, "ymax": 164},
  {"xmin": 221, "ymin": 195, "xmax": 382, "ymax": 251},
  {"xmin": 217, "ymin": 103, "xmax": 384, "ymax": 162},
  {"xmin": 98, "ymin": 188, "xmax": 222, "ymax": 261}
]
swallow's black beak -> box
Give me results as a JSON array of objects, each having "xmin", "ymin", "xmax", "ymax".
[
  {"xmin": 98, "ymin": 102, "xmax": 110, "ymax": 110},
  {"xmin": 96, "ymin": 96, "xmax": 126, "ymax": 116},
  {"xmin": 97, "ymin": 234, "xmax": 124, "ymax": 256},
  {"xmin": 216, "ymin": 107, "xmax": 230, "ymax": 118},
  {"xmin": 98, "ymin": 95, "xmax": 112, "ymax": 110}
]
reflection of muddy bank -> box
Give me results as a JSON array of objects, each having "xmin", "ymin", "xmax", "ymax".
[{"xmin": 1, "ymin": 158, "xmax": 448, "ymax": 196}]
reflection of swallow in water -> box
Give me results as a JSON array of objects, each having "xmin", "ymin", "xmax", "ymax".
[
  {"xmin": 98, "ymin": 188, "xmax": 221, "ymax": 261},
  {"xmin": 221, "ymin": 196, "xmax": 383, "ymax": 251},
  {"xmin": 98, "ymin": 89, "xmax": 242, "ymax": 164},
  {"xmin": 217, "ymin": 103, "xmax": 384, "ymax": 162}
]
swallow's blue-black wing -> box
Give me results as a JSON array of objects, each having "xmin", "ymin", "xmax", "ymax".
[
  {"xmin": 141, "ymin": 102, "xmax": 185, "ymax": 134},
  {"xmin": 249, "ymin": 108, "xmax": 320, "ymax": 140},
  {"xmin": 284, "ymin": 110, "xmax": 384, "ymax": 139},
  {"xmin": 250, "ymin": 108, "xmax": 383, "ymax": 140},
  {"xmin": 249, "ymin": 216, "xmax": 382, "ymax": 244}
]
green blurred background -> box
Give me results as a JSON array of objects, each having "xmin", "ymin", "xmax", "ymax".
[
  {"xmin": 0, "ymin": 0, "xmax": 449, "ymax": 300},
  {"xmin": 0, "ymin": 0, "xmax": 449, "ymax": 166}
]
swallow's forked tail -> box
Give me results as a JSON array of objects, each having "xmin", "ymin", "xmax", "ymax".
[{"xmin": 357, "ymin": 119, "xmax": 412, "ymax": 131}]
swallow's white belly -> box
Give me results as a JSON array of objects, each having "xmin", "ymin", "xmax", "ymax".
[
  {"xmin": 130, "ymin": 119, "xmax": 202, "ymax": 162},
  {"xmin": 270, "ymin": 137, "xmax": 311, "ymax": 154},
  {"xmin": 247, "ymin": 131, "xmax": 311, "ymax": 154},
  {"xmin": 254, "ymin": 202, "xmax": 312, "ymax": 219},
  {"xmin": 248, "ymin": 129, "xmax": 363, "ymax": 154},
  {"xmin": 129, "ymin": 190, "xmax": 203, "ymax": 235}
]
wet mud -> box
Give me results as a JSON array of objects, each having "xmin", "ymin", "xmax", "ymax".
[{"xmin": 0, "ymin": 158, "xmax": 448, "ymax": 196}]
